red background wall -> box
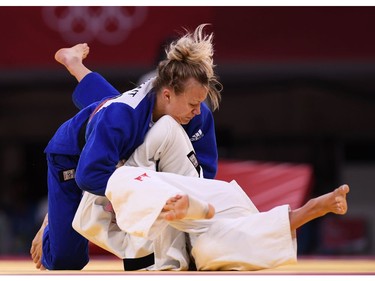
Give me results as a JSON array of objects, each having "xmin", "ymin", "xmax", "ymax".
[{"xmin": 1, "ymin": 6, "xmax": 375, "ymax": 69}]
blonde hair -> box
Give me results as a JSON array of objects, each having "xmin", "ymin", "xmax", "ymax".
[{"xmin": 153, "ymin": 23, "xmax": 222, "ymax": 111}]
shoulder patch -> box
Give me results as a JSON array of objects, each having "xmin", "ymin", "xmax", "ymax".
[{"xmin": 94, "ymin": 77, "xmax": 155, "ymax": 115}]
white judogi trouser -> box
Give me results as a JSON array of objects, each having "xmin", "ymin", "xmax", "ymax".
[
  {"xmin": 106, "ymin": 167, "xmax": 297, "ymax": 271},
  {"xmin": 73, "ymin": 115, "xmax": 298, "ymax": 271}
]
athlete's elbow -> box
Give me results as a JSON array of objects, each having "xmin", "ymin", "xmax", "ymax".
[{"xmin": 75, "ymin": 171, "xmax": 106, "ymax": 196}]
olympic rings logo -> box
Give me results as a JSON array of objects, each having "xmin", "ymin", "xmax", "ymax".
[{"xmin": 42, "ymin": 7, "xmax": 148, "ymax": 45}]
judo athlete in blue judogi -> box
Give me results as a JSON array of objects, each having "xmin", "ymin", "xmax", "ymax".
[{"xmin": 30, "ymin": 24, "xmax": 222, "ymax": 271}]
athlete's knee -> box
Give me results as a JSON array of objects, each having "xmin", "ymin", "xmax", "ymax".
[
  {"xmin": 44, "ymin": 253, "xmax": 89, "ymax": 270},
  {"xmin": 42, "ymin": 238, "xmax": 89, "ymax": 270}
]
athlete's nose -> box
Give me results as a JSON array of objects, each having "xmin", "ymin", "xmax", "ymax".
[{"xmin": 192, "ymin": 104, "xmax": 201, "ymax": 115}]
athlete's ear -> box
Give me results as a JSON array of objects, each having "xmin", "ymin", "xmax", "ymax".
[{"xmin": 162, "ymin": 87, "xmax": 172, "ymax": 102}]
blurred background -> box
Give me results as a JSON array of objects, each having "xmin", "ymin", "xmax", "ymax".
[{"xmin": 0, "ymin": 6, "xmax": 374, "ymax": 258}]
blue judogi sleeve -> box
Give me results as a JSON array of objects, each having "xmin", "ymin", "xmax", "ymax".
[
  {"xmin": 75, "ymin": 103, "xmax": 139, "ymax": 196},
  {"xmin": 72, "ymin": 72, "xmax": 120, "ymax": 110}
]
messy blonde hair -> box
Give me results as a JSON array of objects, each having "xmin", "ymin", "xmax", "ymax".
[{"xmin": 153, "ymin": 23, "xmax": 222, "ymax": 111}]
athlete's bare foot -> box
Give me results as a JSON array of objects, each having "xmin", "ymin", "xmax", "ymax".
[
  {"xmin": 289, "ymin": 184, "xmax": 349, "ymax": 231},
  {"xmin": 54, "ymin": 43, "xmax": 91, "ymax": 82},
  {"xmin": 161, "ymin": 194, "xmax": 215, "ymax": 221},
  {"xmin": 54, "ymin": 43, "xmax": 89, "ymax": 68},
  {"xmin": 30, "ymin": 213, "xmax": 48, "ymax": 270},
  {"xmin": 313, "ymin": 184, "xmax": 349, "ymax": 216}
]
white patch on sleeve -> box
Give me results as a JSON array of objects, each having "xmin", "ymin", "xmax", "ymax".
[{"xmin": 96, "ymin": 77, "xmax": 155, "ymax": 113}]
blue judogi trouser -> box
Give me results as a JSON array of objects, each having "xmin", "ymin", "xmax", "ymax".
[
  {"xmin": 41, "ymin": 72, "xmax": 119, "ymax": 269},
  {"xmin": 43, "ymin": 152, "xmax": 156, "ymax": 270},
  {"xmin": 42, "ymin": 153, "xmax": 89, "ymax": 270}
]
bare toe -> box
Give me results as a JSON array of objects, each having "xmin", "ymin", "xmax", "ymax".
[
  {"xmin": 334, "ymin": 185, "xmax": 349, "ymax": 214},
  {"xmin": 338, "ymin": 184, "xmax": 350, "ymax": 195},
  {"xmin": 205, "ymin": 204, "xmax": 215, "ymax": 219}
]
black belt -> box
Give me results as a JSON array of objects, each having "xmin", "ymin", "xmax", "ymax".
[{"xmin": 123, "ymin": 253, "xmax": 155, "ymax": 271}]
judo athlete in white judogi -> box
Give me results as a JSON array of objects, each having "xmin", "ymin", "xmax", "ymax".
[
  {"xmin": 73, "ymin": 115, "xmax": 350, "ymax": 271},
  {"xmin": 73, "ymin": 115, "xmax": 209, "ymax": 270}
]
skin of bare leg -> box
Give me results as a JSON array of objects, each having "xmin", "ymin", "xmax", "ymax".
[
  {"xmin": 161, "ymin": 194, "xmax": 215, "ymax": 221},
  {"xmin": 30, "ymin": 213, "xmax": 48, "ymax": 270},
  {"xmin": 54, "ymin": 43, "xmax": 92, "ymax": 82},
  {"xmin": 289, "ymin": 184, "xmax": 350, "ymax": 232}
]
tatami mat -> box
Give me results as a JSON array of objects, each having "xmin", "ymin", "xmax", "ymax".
[{"xmin": 1, "ymin": 256, "xmax": 374, "ymax": 275}]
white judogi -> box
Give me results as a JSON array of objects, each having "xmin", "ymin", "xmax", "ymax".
[{"xmin": 73, "ymin": 115, "xmax": 297, "ymax": 271}]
